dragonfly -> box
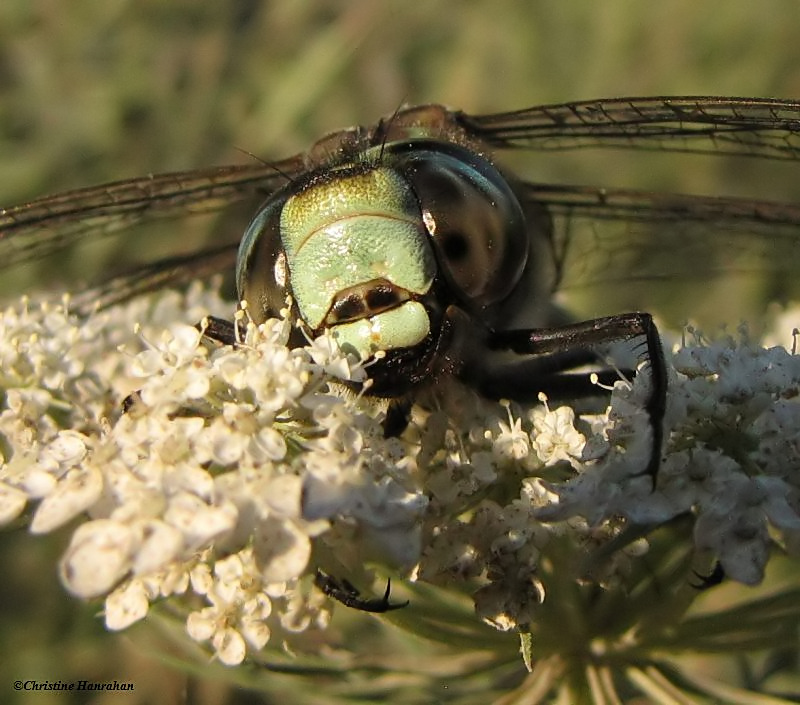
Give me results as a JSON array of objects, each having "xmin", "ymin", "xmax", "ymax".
[
  {"xmin": 3, "ymin": 97, "xmax": 800, "ymax": 608},
  {"xmin": 4, "ymin": 97, "xmax": 800, "ymax": 315}
]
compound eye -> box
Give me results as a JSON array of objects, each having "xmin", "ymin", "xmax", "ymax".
[
  {"xmin": 424, "ymin": 209, "xmax": 470, "ymax": 263},
  {"xmin": 236, "ymin": 198, "xmax": 289, "ymax": 324},
  {"xmin": 404, "ymin": 149, "xmax": 528, "ymax": 308}
]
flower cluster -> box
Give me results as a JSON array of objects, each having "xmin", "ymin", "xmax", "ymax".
[
  {"xmin": 541, "ymin": 324, "xmax": 800, "ymax": 586},
  {"xmin": 2, "ymin": 280, "xmax": 800, "ymax": 686},
  {"xmin": 0, "ymin": 284, "xmax": 429, "ymax": 664}
]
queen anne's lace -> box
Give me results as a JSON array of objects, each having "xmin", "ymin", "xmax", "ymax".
[
  {"xmin": 3, "ymin": 282, "xmax": 800, "ymax": 667},
  {"xmin": 540, "ymin": 325, "xmax": 800, "ymax": 586}
]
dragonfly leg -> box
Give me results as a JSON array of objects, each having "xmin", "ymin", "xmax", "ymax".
[
  {"xmin": 690, "ymin": 562, "xmax": 726, "ymax": 590},
  {"xmin": 200, "ymin": 315, "xmax": 238, "ymax": 346},
  {"xmin": 475, "ymin": 313, "xmax": 667, "ymax": 485},
  {"xmin": 314, "ymin": 570, "xmax": 409, "ymax": 613}
]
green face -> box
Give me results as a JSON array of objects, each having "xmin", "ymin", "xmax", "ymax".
[
  {"xmin": 279, "ymin": 167, "xmax": 437, "ymax": 358},
  {"xmin": 236, "ymin": 138, "xmax": 529, "ymax": 386}
]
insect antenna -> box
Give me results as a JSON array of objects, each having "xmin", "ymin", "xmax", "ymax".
[
  {"xmin": 233, "ymin": 146, "xmax": 296, "ymax": 185},
  {"xmin": 372, "ymin": 97, "xmax": 408, "ymax": 164}
]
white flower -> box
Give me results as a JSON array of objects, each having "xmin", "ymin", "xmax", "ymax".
[
  {"xmin": 530, "ymin": 400, "xmax": 585, "ymax": 467},
  {"xmin": 306, "ymin": 333, "xmax": 368, "ymax": 383},
  {"xmin": 492, "ymin": 400, "xmax": 530, "ymax": 461},
  {"xmin": 185, "ymin": 549, "xmax": 275, "ymax": 665},
  {"xmin": 5, "ymin": 279, "xmax": 800, "ymax": 689},
  {"xmin": 540, "ymin": 325, "xmax": 800, "ymax": 587}
]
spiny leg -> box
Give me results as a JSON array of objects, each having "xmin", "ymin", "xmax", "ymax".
[
  {"xmin": 479, "ymin": 312, "xmax": 667, "ymax": 484},
  {"xmin": 314, "ymin": 570, "xmax": 409, "ymax": 613}
]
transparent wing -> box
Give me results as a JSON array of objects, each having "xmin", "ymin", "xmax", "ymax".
[
  {"xmin": 453, "ymin": 96, "xmax": 800, "ymax": 323},
  {"xmin": 0, "ymin": 155, "xmax": 307, "ymax": 268},
  {"xmin": 523, "ymin": 181, "xmax": 800, "ymax": 322},
  {"xmin": 459, "ymin": 96, "xmax": 800, "ymax": 160},
  {"xmin": 5, "ymin": 97, "xmax": 800, "ymax": 321},
  {"xmin": 70, "ymin": 243, "xmax": 240, "ymax": 316}
]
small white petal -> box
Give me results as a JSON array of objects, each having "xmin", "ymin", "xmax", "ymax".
[
  {"xmin": 60, "ymin": 520, "xmax": 135, "ymax": 598},
  {"xmin": 47, "ymin": 430, "xmax": 88, "ymax": 465},
  {"xmin": 209, "ymin": 428, "xmax": 247, "ymax": 465},
  {"xmin": 0, "ymin": 481, "xmax": 28, "ymax": 524},
  {"xmin": 214, "ymin": 354, "xmax": 249, "ymax": 388},
  {"xmin": 214, "ymin": 627, "xmax": 246, "ymax": 666},
  {"xmin": 105, "ymin": 580, "xmax": 149, "ymax": 630},
  {"xmin": 241, "ymin": 618, "xmax": 270, "ymax": 650},
  {"xmin": 253, "ymin": 519, "xmax": 311, "ymax": 582},
  {"xmin": 156, "ymin": 565, "xmax": 190, "ymax": 596},
  {"xmin": 246, "ymin": 592, "xmax": 273, "ymax": 620},
  {"xmin": 183, "ymin": 370, "xmax": 211, "ymax": 398},
  {"xmin": 186, "ymin": 608, "xmax": 216, "ymax": 640},
  {"xmin": 163, "ymin": 464, "xmax": 214, "ymax": 501},
  {"xmin": 31, "ymin": 467, "xmax": 103, "ymax": 533},
  {"xmin": 214, "ymin": 552, "xmax": 245, "ymax": 583},
  {"xmin": 132, "ymin": 520, "xmax": 184, "ymax": 575},
  {"xmin": 252, "ymin": 427, "xmax": 287, "ymax": 462},
  {"xmin": 164, "ymin": 493, "xmax": 237, "ymax": 549},
  {"xmin": 190, "ymin": 564, "xmax": 214, "ymax": 594},
  {"xmin": 22, "ymin": 466, "xmax": 58, "ymax": 499},
  {"xmin": 263, "ymin": 475, "xmax": 303, "ymax": 517}
]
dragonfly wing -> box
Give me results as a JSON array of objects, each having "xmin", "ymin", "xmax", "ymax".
[
  {"xmin": 0, "ymin": 155, "xmax": 308, "ymax": 268},
  {"xmin": 70, "ymin": 242, "xmax": 239, "ymax": 316},
  {"xmin": 458, "ymin": 97, "xmax": 800, "ymax": 160},
  {"xmin": 522, "ymin": 181, "xmax": 800, "ymax": 320}
]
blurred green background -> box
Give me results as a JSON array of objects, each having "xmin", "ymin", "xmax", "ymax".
[
  {"xmin": 3, "ymin": 0, "xmax": 800, "ymax": 304},
  {"xmin": 2, "ymin": 1, "xmax": 800, "ymax": 703}
]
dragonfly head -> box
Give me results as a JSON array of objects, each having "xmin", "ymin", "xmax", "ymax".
[{"xmin": 236, "ymin": 139, "xmax": 529, "ymax": 395}]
